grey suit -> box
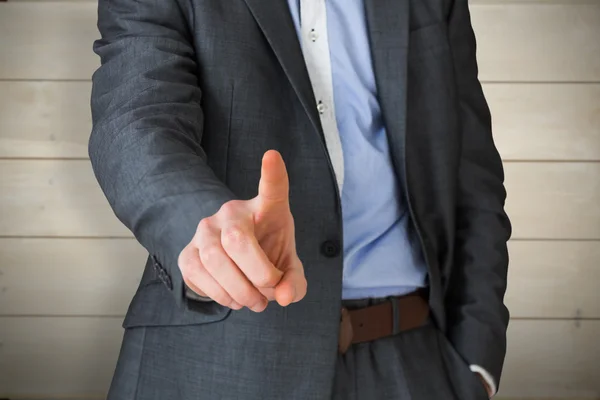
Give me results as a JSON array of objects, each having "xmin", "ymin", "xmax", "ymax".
[{"xmin": 90, "ymin": 0, "xmax": 511, "ymax": 398}]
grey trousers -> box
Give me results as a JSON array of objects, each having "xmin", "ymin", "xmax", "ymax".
[{"xmin": 333, "ymin": 298, "xmax": 489, "ymax": 400}]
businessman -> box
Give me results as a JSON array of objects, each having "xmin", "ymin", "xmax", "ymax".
[{"xmin": 90, "ymin": 0, "xmax": 511, "ymax": 398}]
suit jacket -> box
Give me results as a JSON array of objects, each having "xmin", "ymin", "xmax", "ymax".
[{"xmin": 90, "ymin": 0, "xmax": 511, "ymax": 397}]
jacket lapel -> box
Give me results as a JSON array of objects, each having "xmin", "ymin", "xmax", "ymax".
[
  {"xmin": 242, "ymin": 0, "xmax": 323, "ymax": 138},
  {"xmin": 364, "ymin": 0, "xmax": 410, "ymax": 183},
  {"xmin": 365, "ymin": 0, "xmax": 445, "ymax": 318}
]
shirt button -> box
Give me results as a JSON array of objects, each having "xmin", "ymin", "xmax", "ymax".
[
  {"xmin": 310, "ymin": 29, "xmax": 319, "ymax": 42},
  {"xmin": 321, "ymin": 240, "xmax": 341, "ymax": 258},
  {"xmin": 317, "ymin": 101, "xmax": 326, "ymax": 114}
]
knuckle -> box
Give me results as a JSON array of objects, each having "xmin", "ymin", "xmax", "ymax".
[
  {"xmin": 218, "ymin": 201, "xmax": 240, "ymax": 219},
  {"xmin": 194, "ymin": 220, "xmax": 217, "ymax": 249},
  {"xmin": 183, "ymin": 266, "xmax": 202, "ymax": 285},
  {"xmin": 196, "ymin": 217, "xmax": 213, "ymax": 233},
  {"xmin": 221, "ymin": 226, "xmax": 248, "ymax": 250},
  {"xmin": 192, "ymin": 233, "xmax": 210, "ymax": 249},
  {"xmin": 255, "ymin": 268, "xmax": 280, "ymax": 288},
  {"xmin": 199, "ymin": 245, "xmax": 222, "ymax": 266}
]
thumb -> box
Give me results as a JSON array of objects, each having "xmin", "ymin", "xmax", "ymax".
[
  {"xmin": 274, "ymin": 258, "xmax": 307, "ymax": 307},
  {"xmin": 256, "ymin": 150, "xmax": 289, "ymax": 208}
]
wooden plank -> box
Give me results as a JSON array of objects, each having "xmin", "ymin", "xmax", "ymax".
[
  {"xmin": 1, "ymin": 160, "xmax": 600, "ymax": 239},
  {"xmin": 0, "ymin": 3, "xmax": 100, "ymax": 80},
  {"xmin": 1, "ymin": 238, "xmax": 599, "ymax": 319},
  {"xmin": 0, "ymin": 160, "xmax": 130, "ymax": 237},
  {"xmin": 485, "ymin": 83, "xmax": 600, "ymax": 161},
  {"xmin": 2, "ymin": 82, "xmax": 599, "ymax": 162},
  {"xmin": 505, "ymin": 241, "xmax": 600, "ymax": 318},
  {"xmin": 0, "ymin": 318, "xmax": 598, "ymax": 398},
  {"xmin": 0, "ymin": 238, "xmax": 146, "ymax": 316},
  {"xmin": 0, "ymin": 81, "xmax": 92, "ymax": 158},
  {"xmin": 498, "ymin": 320, "xmax": 600, "ymax": 398},
  {"xmin": 471, "ymin": 3, "xmax": 600, "ymax": 82},
  {"xmin": 504, "ymin": 162, "xmax": 600, "ymax": 240},
  {"xmin": 1, "ymin": 2, "xmax": 599, "ymax": 81},
  {"xmin": 0, "ymin": 317, "xmax": 122, "ymax": 397}
]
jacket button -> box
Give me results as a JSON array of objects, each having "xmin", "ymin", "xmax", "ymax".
[
  {"xmin": 321, "ymin": 240, "xmax": 340, "ymax": 258},
  {"xmin": 163, "ymin": 275, "xmax": 173, "ymax": 290},
  {"xmin": 157, "ymin": 269, "xmax": 173, "ymax": 290}
]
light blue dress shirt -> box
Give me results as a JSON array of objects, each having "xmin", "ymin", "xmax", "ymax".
[{"xmin": 287, "ymin": 0, "xmax": 428, "ymax": 299}]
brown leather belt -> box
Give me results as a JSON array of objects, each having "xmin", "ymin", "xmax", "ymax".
[{"xmin": 338, "ymin": 290, "xmax": 429, "ymax": 354}]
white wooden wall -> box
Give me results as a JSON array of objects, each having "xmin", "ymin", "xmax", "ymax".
[{"xmin": 0, "ymin": 1, "xmax": 599, "ymax": 399}]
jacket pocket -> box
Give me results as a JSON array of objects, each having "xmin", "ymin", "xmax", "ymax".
[
  {"xmin": 436, "ymin": 330, "xmax": 490, "ymax": 400},
  {"xmin": 123, "ymin": 258, "xmax": 232, "ymax": 329},
  {"xmin": 123, "ymin": 281, "xmax": 232, "ymax": 329}
]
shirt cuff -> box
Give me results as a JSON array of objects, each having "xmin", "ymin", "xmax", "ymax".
[
  {"xmin": 469, "ymin": 364, "xmax": 497, "ymax": 397},
  {"xmin": 184, "ymin": 284, "xmax": 214, "ymax": 302}
]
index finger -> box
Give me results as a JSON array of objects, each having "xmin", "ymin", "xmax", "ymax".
[
  {"xmin": 257, "ymin": 150, "xmax": 289, "ymax": 207},
  {"xmin": 220, "ymin": 224, "xmax": 283, "ymax": 288}
]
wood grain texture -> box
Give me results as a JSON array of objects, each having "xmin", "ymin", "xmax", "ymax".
[
  {"xmin": 2, "ymin": 160, "xmax": 600, "ymax": 239},
  {"xmin": 0, "ymin": 81, "xmax": 92, "ymax": 158},
  {"xmin": 1, "ymin": 2, "xmax": 599, "ymax": 81},
  {"xmin": 505, "ymin": 241, "xmax": 600, "ymax": 318},
  {"xmin": 2, "ymin": 81, "xmax": 599, "ymax": 161},
  {"xmin": 0, "ymin": 1, "xmax": 598, "ymax": 400},
  {"xmin": 1, "ymin": 239, "xmax": 599, "ymax": 319},
  {"xmin": 471, "ymin": 3, "xmax": 600, "ymax": 82},
  {"xmin": 0, "ymin": 3, "xmax": 99, "ymax": 80},
  {"xmin": 1, "ymin": 318, "xmax": 598, "ymax": 398},
  {"xmin": 0, "ymin": 160, "xmax": 130, "ymax": 237},
  {"xmin": 504, "ymin": 162, "xmax": 600, "ymax": 240},
  {"xmin": 498, "ymin": 320, "xmax": 600, "ymax": 399},
  {"xmin": 484, "ymin": 83, "xmax": 600, "ymax": 161},
  {"xmin": 0, "ymin": 238, "xmax": 146, "ymax": 316},
  {"xmin": 0, "ymin": 317, "xmax": 122, "ymax": 397}
]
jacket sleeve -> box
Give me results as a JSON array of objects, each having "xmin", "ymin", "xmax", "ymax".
[
  {"xmin": 90, "ymin": 0, "xmax": 236, "ymax": 308},
  {"xmin": 445, "ymin": 0, "xmax": 512, "ymax": 389}
]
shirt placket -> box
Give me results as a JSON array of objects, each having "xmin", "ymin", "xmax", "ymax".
[{"xmin": 300, "ymin": 0, "xmax": 345, "ymax": 192}]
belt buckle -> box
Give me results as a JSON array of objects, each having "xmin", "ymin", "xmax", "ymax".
[{"xmin": 338, "ymin": 307, "xmax": 354, "ymax": 355}]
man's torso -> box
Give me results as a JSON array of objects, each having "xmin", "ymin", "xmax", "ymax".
[{"xmin": 116, "ymin": 1, "xmax": 464, "ymax": 398}]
